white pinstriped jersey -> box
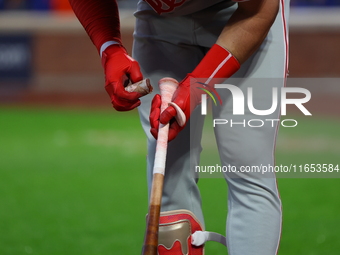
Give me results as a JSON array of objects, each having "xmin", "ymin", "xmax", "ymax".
[{"xmin": 137, "ymin": 0, "xmax": 244, "ymax": 16}]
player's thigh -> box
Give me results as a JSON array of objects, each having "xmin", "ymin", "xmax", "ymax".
[
  {"xmin": 133, "ymin": 13, "xmax": 208, "ymax": 155},
  {"xmin": 211, "ymin": 0, "xmax": 288, "ymax": 171},
  {"xmin": 212, "ymin": 79, "xmax": 282, "ymax": 175},
  {"xmin": 133, "ymin": 13, "xmax": 207, "ymax": 132}
]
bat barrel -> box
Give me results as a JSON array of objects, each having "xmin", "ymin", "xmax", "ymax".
[{"xmin": 141, "ymin": 174, "xmax": 164, "ymax": 255}]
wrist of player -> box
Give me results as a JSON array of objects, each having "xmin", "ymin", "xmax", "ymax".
[
  {"xmin": 173, "ymin": 43, "xmax": 241, "ymax": 113},
  {"xmin": 192, "ymin": 43, "xmax": 240, "ymax": 84},
  {"xmin": 100, "ymin": 40, "xmax": 121, "ymax": 58},
  {"xmin": 150, "ymin": 44, "xmax": 240, "ymax": 140},
  {"xmin": 161, "ymin": 44, "xmax": 240, "ymax": 122},
  {"xmin": 101, "ymin": 43, "xmax": 126, "ymax": 68}
]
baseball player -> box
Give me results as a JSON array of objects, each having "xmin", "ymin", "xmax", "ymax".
[{"xmin": 69, "ymin": 0, "xmax": 289, "ymax": 254}]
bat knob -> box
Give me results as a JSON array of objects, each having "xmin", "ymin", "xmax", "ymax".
[{"xmin": 159, "ymin": 78, "xmax": 186, "ymax": 127}]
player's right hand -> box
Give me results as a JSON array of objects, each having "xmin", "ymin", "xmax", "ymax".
[{"xmin": 101, "ymin": 44, "xmax": 144, "ymax": 111}]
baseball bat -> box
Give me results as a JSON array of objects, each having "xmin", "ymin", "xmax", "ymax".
[
  {"xmin": 125, "ymin": 78, "xmax": 153, "ymax": 95},
  {"xmin": 141, "ymin": 78, "xmax": 179, "ymax": 255}
]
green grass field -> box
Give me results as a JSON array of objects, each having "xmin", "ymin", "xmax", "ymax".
[{"xmin": 0, "ymin": 107, "xmax": 339, "ymax": 255}]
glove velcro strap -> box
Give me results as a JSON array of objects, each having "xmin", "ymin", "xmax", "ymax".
[{"xmin": 100, "ymin": 44, "xmax": 127, "ymax": 68}]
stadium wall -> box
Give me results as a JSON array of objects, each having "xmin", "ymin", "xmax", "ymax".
[{"xmin": 0, "ymin": 8, "xmax": 339, "ymax": 113}]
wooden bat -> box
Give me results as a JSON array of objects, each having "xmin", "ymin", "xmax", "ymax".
[{"xmin": 141, "ymin": 78, "xmax": 179, "ymax": 255}]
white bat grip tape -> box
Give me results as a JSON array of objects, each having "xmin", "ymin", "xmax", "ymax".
[{"xmin": 153, "ymin": 78, "xmax": 179, "ymax": 175}]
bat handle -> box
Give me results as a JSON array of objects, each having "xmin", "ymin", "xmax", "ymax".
[
  {"xmin": 153, "ymin": 78, "xmax": 179, "ymax": 175},
  {"xmin": 141, "ymin": 78, "xmax": 179, "ymax": 255}
]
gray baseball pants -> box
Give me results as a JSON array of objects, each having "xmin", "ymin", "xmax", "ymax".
[{"xmin": 133, "ymin": 1, "xmax": 289, "ymax": 254}]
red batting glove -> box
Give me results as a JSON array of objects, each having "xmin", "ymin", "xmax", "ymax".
[
  {"xmin": 150, "ymin": 44, "xmax": 240, "ymax": 141},
  {"xmin": 102, "ymin": 44, "xmax": 144, "ymax": 111},
  {"xmin": 149, "ymin": 75, "xmax": 207, "ymax": 141}
]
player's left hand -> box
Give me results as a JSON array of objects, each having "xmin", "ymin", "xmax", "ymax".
[
  {"xmin": 150, "ymin": 44, "xmax": 240, "ymax": 141},
  {"xmin": 149, "ymin": 75, "xmax": 206, "ymax": 141}
]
